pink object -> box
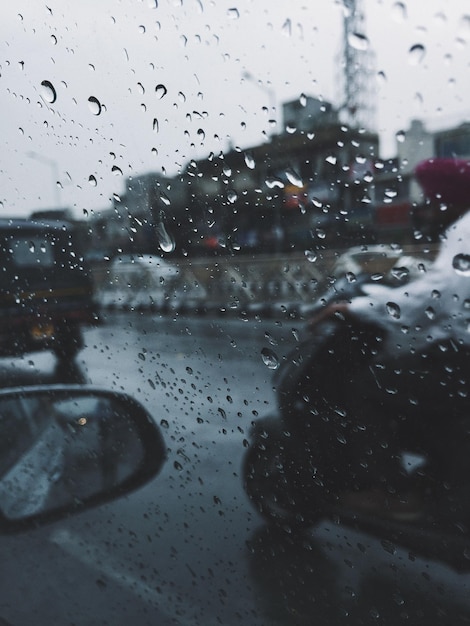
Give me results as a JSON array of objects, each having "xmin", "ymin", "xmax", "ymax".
[{"xmin": 415, "ymin": 158, "xmax": 470, "ymax": 204}]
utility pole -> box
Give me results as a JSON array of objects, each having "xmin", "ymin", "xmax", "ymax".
[
  {"xmin": 242, "ymin": 71, "xmax": 277, "ymax": 137},
  {"xmin": 338, "ymin": 0, "xmax": 376, "ymax": 130}
]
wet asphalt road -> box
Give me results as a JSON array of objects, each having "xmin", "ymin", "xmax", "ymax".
[{"xmin": 0, "ymin": 312, "xmax": 470, "ymax": 625}]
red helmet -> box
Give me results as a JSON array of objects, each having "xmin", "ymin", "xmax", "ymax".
[{"xmin": 415, "ymin": 158, "xmax": 470, "ymax": 205}]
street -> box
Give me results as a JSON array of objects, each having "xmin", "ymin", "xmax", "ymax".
[{"xmin": 0, "ymin": 312, "xmax": 469, "ymax": 625}]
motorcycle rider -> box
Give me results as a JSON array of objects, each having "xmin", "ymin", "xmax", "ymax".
[{"xmin": 305, "ymin": 158, "xmax": 470, "ymax": 522}]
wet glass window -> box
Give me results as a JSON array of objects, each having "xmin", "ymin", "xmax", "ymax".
[
  {"xmin": 0, "ymin": 1, "xmax": 469, "ymax": 624},
  {"xmin": 9, "ymin": 236, "xmax": 55, "ymax": 268}
]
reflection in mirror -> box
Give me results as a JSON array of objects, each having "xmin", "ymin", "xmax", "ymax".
[{"xmin": 0, "ymin": 391, "xmax": 146, "ymax": 520}]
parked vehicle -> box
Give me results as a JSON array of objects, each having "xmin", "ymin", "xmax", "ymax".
[{"xmin": 0, "ymin": 219, "xmax": 97, "ymax": 361}]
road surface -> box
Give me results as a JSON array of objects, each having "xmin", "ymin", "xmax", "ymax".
[{"xmin": 0, "ymin": 312, "xmax": 469, "ymax": 625}]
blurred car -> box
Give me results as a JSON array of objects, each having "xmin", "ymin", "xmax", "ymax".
[{"xmin": 108, "ymin": 253, "xmax": 180, "ymax": 291}]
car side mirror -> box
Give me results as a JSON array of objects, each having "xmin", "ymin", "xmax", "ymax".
[{"xmin": 0, "ymin": 385, "xmax": 166, "ymax": 532}]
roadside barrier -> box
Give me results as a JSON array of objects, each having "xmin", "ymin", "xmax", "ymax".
[{"xmin": 91, "ymin": 244, "xmax": 437, "ymax": 319}]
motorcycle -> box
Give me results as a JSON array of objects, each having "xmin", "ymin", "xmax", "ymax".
[{"xmin": 243, "ymin": 259, "xmax": 470, "ymax": 571}]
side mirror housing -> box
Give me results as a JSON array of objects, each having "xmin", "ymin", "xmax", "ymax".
[{"xmin": 0, "ymin": 385, "xmax": 166, "ymax": 532}]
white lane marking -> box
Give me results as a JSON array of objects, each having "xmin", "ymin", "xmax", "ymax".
[{"xmin": 49, "ymin": 528, "xmax": 209, "ymax": 626}]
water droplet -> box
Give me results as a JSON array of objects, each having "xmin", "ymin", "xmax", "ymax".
[
  {"xmin": 152, "ymin": 118, "xmax": 159, "ymax": 133},
  {"xmin": 346, "ymin": 271, "xmax": 357, "ymax": 283},
  {"xmin": 88, "ymin": 96, "xmax": 102, "ymax": 115},
  {"xmin": 425, "ymin": 307, "xmax": 436, "ymax": 320},
  {"xmin": 50, "ymin": 35, "xmax": 58, "ymax": 46},
  {"xmin": 265, "ymin": 177, "xmax": 284, "ymax": 189},
  {"xmin": 453, "ymin": 254, "xmax": 470, "ymax": 276},
  {"xmin": 348, "ymin": 32, "xmax": 369, "ymax": 51},
  {"xmin": 377, "ymin": 70, "xmax": 387, "ymax": 85},
  {"xmin": 40, "ymin": 80, "xmax": 57, "ymax": 103},
  {"xmin": 156, "ymin": 222, "xmax": 175, "ymax": 253},
  {"xmin": 155, "ymin": 83, "xmax": 167, "ymax": 99},
  {"xmin": 227, "ymin": 8, "xmax": 239, "ymax": 19},
  {"xmin": 285, "ymin": 168, "xmax": 303, "ymax": 188},
  {"xmin": 396, "ymin": 130, "xmax": 406, "ymax": 143},
  {"xmin": 326, "ymin": 155, "xmax": 337, "ymax": 165},
  {"xmin": 282, "ymin": 18, "xmax": 292, "ymax": 37},
  {"xmin": 304, "ymin": 250, "xmax": 317, "ymax": 263},
  {"xmin": 261, "ymin": 347, "xmax": 279, "ymax": 370},
  {"xmin": 197, "ymin": 128, "xmax": 205, "ymax": 141},
  {"xmin": 244, "ymin": 152, "xmax": 255, "ymax": 169},
  {"xmin": 160, "ymin": 191, "xmax": 171, "ymax": 206},
  {"xmin": 391, "ymin": 2, "xmax": 407, "ymax": 22},
  {"xmin": 299, "ymin": 93, "xmax": 307, "ymax": 107},
  {"xmin": 408, "ymin": 44, "xmax": 426, "ymax": 66},
  {"xmin": 88, "ymin": 175, "xmax": 97, "ymax": 186},
  {"xmin": 386, "ymin": 302, "xmax": 401, "ymax": 319},
  {"xmin": 391, "ymin": 266, "xmax": 409, "ymax": 281},
  {"xmin": 111, "ymin": 165, "xmax": 123, "ymax": 176},
  {"xmin": 227, "ymin": 190, "xmax": 238, "ymax": 204}
]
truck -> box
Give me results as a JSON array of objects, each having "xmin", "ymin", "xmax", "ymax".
[{"xmin": 0, "ymin": 218, "xmax": 97, "ymax": 361}]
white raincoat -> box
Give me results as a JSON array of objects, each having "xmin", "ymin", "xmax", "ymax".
[{"xmin": 349, "ymin": 211, "xmax": 470, "ymax": 355}]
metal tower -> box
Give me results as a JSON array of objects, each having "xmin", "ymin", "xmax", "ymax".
[{"xmin": 338, "ymin": 0, "xmax": 376, "ymax": 130}]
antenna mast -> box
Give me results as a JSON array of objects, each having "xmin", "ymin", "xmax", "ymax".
[{"xmin": 339, "ymin": 0, "xmax": 376, "ymax": 130}]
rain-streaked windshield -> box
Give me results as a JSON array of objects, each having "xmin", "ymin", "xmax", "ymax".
[{"xmin": 0, "ymin": 1, "xmax": 469, "ymax": 624}]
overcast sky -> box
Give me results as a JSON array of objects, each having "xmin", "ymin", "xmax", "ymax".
[{"xmin": 0, "ymin": 0, "xmax": 468, "ymax": 218}]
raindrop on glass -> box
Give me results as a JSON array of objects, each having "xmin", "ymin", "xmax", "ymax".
[
  {"xmin": 453, "ymin": 254, "xmax": 470, "ymax": 276},
  {"xmin": 244, "ymin": 152, "xmax": 255, "ymax": 169},
  {"xmin": 408, "ymin": 44, "xmax": 426, "ymax": 66},
  {"xmin": 155, "ymin": 84, "xmax": 168, "ymax": 99},
  {"xmin": 111, "ymin": 165, "xmax": 123, "ymax": 176},
  {"xmin": 391, "ymin": 2, "xmax": 407, "ymax": 22},
  {"xmin": 88, "ymin": 175, "xmax": 97, "ymax": 186},
  {"xmin": 156, "ymin": 223, "xmax": 175, "ymax": 253},
  {"xmin": 386, "ymin": 302, "xmax": 401, "ymax": 319},
  {"xmin": 261, "ymin": 347, "xmax": 279, "ymax": 370},
  {"xmin": 227, "ymin": 8, "xmax": 239, "ymax": 19},
  {"xmin": 265, "ymin": 177, "xmax": 284, "ymax": 189},
  {"xmin": 282, "ymin": 18, "xmax": 292, "ymax": 37},
  {"xmin": 348, "ymin": 32, "xmax": 369, "ymax": 51},
  {"xmin": 40, "ymin": 80, "xmax": 57, "ymax": 103},
  {"xmin": 285, "ymin": 168, "xmax": 303, "ymax": 188},
  {"xmin": 391, "ymin": 266, "xmax": 409, "ymax": 281},
  {"xmin": 88, "ymin": 96, "xmax": 102, "ymax": 115},
  {"xmin": 305, "ymin": 250, "xmax": 317, "ymax": 263},
  {"xmin": 396, "ymin": 130, "xmax": 406, "ymax": 143}
]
